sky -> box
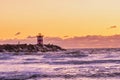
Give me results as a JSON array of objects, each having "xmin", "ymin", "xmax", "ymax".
[{"xmin": 0, "ymin": 0, "xmax": 120, "ymax": 48}]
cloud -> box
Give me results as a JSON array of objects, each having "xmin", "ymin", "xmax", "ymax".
[
  {"xmin": 63, "ymin": 36, "xmax": 69, "ymax": 38},
  {"xmin": 109, "ymin": 25, "xmax": 117, "ymax": 29},
  {"xmin": 27, "ymin": 36, "xmax": 36, "ymax": 39},
  {"xmin": 15, "ymin": 32, "xmax": 21, "ymax": 36},
  {"xmin": 0, "ymin": 35, "xmax": 120, "ymax": 48}
]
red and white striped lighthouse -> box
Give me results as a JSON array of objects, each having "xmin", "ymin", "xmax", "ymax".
[{"xmin": 37, "ymin": 33, "xmax": 43, "ymax": 45}]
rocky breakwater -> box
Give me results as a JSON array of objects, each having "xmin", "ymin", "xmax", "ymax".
[{"xmin": 0, "ymin": 44, "xmax": 65, "ymax": 53}]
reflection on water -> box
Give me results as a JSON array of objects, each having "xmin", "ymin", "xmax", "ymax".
[{"xmin": 0, "ymin": 49, "xmax": 120, "ymax": 80}]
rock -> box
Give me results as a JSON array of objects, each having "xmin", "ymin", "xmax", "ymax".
[{"xmin": 0, "ymin": 44, "xmax": 65, "ymax": 53}]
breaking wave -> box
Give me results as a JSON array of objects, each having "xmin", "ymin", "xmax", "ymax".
[{"xmin": 0, "ymin": 48, "xmax": 120, "ymax": 80}]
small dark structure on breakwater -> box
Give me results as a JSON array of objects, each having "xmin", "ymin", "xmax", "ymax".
[{"xmin": 37, "ymin": 33, "xmax": 44, "ymax": 45}]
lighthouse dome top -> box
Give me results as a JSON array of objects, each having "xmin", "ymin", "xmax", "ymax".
[{"xmin": 37, "ymin": 33, "xmax": 43, "ymax": 37}]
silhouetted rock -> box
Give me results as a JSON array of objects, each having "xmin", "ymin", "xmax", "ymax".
[{"xmin": 0, "ymin": 44, "xmax": 65, "ymax": 53}]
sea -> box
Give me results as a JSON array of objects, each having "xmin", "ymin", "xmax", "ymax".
[{"xmin": 0, "ymin": 48, "xmax": 120, "ymax": 80}]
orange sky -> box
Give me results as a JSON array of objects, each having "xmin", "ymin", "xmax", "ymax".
[{"xmin": 0, "ymin": 0, "xmax": 120, "ymax": 39}]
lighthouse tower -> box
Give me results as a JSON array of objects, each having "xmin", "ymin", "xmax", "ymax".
[{"xmin": 37, "ymin": 33, "xmax": 43, "ymax": 45}]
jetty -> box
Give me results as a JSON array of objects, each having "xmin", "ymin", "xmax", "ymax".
[{"xmin": 0, "ymin": 33, "xmax": 65, "ymax": 53}]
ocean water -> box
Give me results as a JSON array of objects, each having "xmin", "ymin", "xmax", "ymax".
[{"xmin": 0, "ymin": 48, "xmax": 120, "ymax": 80}]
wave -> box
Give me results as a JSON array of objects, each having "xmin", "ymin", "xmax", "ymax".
[{"xmin": 0, "ymin": 49, "xmax": 120, "ymax": 80}]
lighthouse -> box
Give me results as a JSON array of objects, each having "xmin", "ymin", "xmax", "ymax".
[{"xmin": 37, "ymin": 33, "xmax": 43, "ymax": 45}]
